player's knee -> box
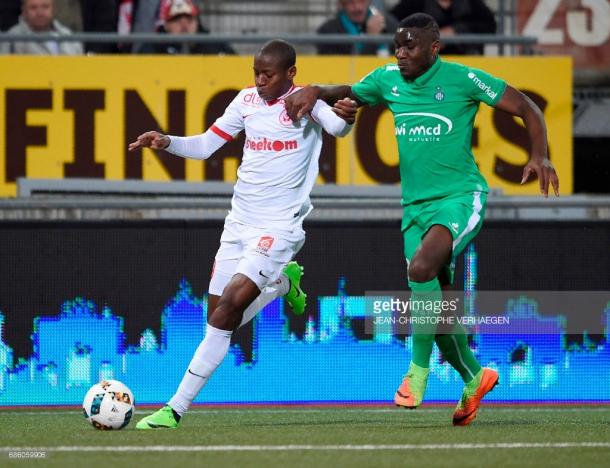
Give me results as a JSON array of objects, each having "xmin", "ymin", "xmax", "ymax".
[
  {"xmin": 408, "ymin": 258, "xmax": 437, "ymax": 283},
  {"xmin": 209, "ymin": 296, "xmax": 243, "ymax": 330}
]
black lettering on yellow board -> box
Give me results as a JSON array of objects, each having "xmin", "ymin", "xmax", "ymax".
[
  {"xmin": 319, "ymin": 132, "xmax": 337, "ymax": 183},
  {"xmin": 493, "ymin": 90, "xmax": 549, "ymax": 184},
  {"xmin": 64, "ymin": 90, "xmax": 105, "ymax": 178},
  {"xmin": 2, "ymin": 87, "xmax": 552, "ymax": 187},
  {"xmin": 5, "ymin": 89, "xmax": 52, "ymax": 182},
  {"xmin": 472, "ymin": 126, "xmax": 479, "ymax": 151},
  {"xmin": 203, "ymin": 89, "xmax": 242, "ymax": 181},
  {"xmin": 125, "ymin": 89, "xmax": 186, "ymax": 180}
]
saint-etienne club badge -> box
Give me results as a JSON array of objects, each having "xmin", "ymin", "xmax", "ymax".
[{"xmin": 434, "ymin": 86, "xmax": 445, "ymax": 101}]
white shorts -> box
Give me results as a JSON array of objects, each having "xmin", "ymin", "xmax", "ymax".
[{"xmin": 208, "ymin": 220, "xmax": 306, "ymax": 296}]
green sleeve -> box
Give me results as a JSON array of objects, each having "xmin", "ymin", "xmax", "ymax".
[
  {"xmin": 351, "ymin": 67, "xmax": 385, "ymax": 106},
  {"xmin": 463, "ymin": 66, "xmax": 507, "ymax": 107}
]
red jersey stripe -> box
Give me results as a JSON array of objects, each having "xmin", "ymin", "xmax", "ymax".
[{"xmin": 211, "ymin": 124, "xmax": 232, "ymax": 141}]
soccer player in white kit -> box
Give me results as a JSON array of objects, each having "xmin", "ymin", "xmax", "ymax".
[{"xmin": 128, "ymin": 40, "xmax": 355, "ymax": 429}]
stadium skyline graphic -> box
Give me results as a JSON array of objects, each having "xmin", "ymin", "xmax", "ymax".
[{"xmin": 0, "ymin": 246, "xmax": 609, "ymax": 405}]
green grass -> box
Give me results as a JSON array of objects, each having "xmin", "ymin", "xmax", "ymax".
[{"xmin": 1, "ymin": 406, "xmax": 609, "ymax": 467}]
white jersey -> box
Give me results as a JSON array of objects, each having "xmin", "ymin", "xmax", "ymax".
[{"xmin": 167, "ymin": 85, "xmax": 351, "ymax": 230}]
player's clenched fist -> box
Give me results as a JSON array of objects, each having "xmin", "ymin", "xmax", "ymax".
[
  {"xmin": 332, "ymin": 98, "xmax": 358, "ymax": 125},
  {"xmin": 128, "ymin": 131, "xmax": 170, "ymax": 151}
]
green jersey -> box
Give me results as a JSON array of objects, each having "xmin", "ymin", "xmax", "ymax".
[{"xmin": 352, "ymin": 57, "xmax": 506, "ymax": 206}]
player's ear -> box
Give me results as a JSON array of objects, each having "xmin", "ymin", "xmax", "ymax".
[
  {"xmin": 287, "ymin": 65, "xmax": 297, "ymax": 80},
  {"xmin": 431, "ymin": 39, "xmax": 441, "ymax": 58}
]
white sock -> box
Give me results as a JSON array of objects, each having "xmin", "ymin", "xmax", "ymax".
[
  {"xmin": 238, "ymin": 273, "xmax": 289, "ymax": 328},
  {"xmin": 168, "ymin": 324, "xmax": 232, "ymax": 416}
]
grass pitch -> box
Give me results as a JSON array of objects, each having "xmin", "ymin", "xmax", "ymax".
[{"xmin": 1, "ymin": 406, "xmax": 609, "ymax": 467}]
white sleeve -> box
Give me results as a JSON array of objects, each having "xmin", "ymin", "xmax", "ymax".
[
  {"xmin": 165, "ymin": 90, "xmax": 247, "ymax": 160},
  {"xmin": 310, "ymin": 99, "xmax": 353, "ymax": 137},
  {"xmin": 212, "ymin": 90, "xmax": 246, "ymax": 137},
  {"xmin": 166, "ymin": 131, "xmax": 227, "ymax": 160}
]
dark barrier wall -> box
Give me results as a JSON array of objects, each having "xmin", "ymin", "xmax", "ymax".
[{"xmin": 0, "ymin": 220, "xmax": 608, "ymax": 404}]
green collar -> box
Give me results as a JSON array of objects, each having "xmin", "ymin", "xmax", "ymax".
[{"xmin": 410, "ymin": 57, "xmax": 442, "ymax": 87}]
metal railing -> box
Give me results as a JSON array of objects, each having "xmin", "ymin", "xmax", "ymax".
[
  {"xmin": 4, "ymin": 179, "xmax": 609, "ymax": 222},
  {"xmin": 0, "ymin": 32, "xmax": 537, "ymax": 55}
]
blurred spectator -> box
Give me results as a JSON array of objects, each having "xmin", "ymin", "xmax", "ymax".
[
  {"xmin": 390, "ymin": 0, "xmax": 496, "ymax": 55},
  {"xmin": 317, "ymin": 0, "xmax": 398, "ymax": 56},
  {"xmin": 53, "ymin": 0, "xmax": 120, "ymax": 53},
  {"xmin": 80, "ymin": 0, "xmax": 120, "ymax": 54},
  {"xmin": 130, "ymin": 0, "xmax": 161, "ymax": 34},
  {"xmin": 0, "ymin": 0, "xmax": 22, "ymax": 31},
  {"xmin": 138, "ymin": 0, "xmax": 234, "ymax": 55},
  {"xmin": 0, "ymin": 0, "xmax": 83, "ymax": 54},
  {"xmin": 53, "ymin": 0, "xmax": 83, "ymax": 32},
  {"xmin": 118, "ymin": 0, "xmax": 162, "ymax": 53}
]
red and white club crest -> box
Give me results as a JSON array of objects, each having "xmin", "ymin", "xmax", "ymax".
[
  {"xmin": 279, "ymin": 109, "xmax": 293, "ymax": 126},
  {"xmin": 257, "ymin": 236, "xmax": 275, "ymax": 252}
]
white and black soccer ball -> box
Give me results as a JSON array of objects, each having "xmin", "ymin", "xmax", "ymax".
[{"xmin": 82, "ymin": 380, "xmax": 135, "ymax": 430}]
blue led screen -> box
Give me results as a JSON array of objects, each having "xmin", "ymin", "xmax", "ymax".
[{"xmin": 0, "ymin": 220, "xmax": 608, "ymax": 405}]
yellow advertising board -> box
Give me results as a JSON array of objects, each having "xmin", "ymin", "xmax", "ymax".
[{"xmin": 0, "ymin": 55, "xmax": 572, "ymax": 196}]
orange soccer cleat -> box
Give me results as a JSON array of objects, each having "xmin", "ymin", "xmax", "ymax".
[
  {"xmin": 453, "ymin": 367, "xmax": 499, "ymax": 426},
  {"xmin": 394, "ymin": 363, "xmax": 429, "ymax": 409}
]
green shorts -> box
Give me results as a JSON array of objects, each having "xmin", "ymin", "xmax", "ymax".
[{"xmin": 402, "ymin": 191, "xmax": 487, "ymax": 285}]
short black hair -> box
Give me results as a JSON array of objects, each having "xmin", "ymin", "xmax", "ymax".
[
  {"xmin": 257, "ymin": 40, "xmax": 296, "ymax": 70},
  {"xmin": 398, "ymin": 13, "xmax": 440, "ymax": 41}
]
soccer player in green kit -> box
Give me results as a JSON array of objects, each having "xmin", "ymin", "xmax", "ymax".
[{"xmin": 285, "ymin": 13, "xmax": 560, "ymax": 426}]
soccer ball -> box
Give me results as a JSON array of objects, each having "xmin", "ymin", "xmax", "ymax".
[{"xmin": 82, "ymin": 380, "xmax": 135, "ymax": 430}]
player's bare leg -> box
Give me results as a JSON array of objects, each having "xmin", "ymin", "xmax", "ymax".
[
  {"xmin": 136, "ymin": 275, "xmax": 259, "ymax": 429},
  {"xmin": 395, "ymin": 225, "xmax": 451, "ymax": 408},
  {"xmin": 207, "ymin": 274, "xmax": 260, "ymax": 330},
  {"xmin": 395, "ymin": 225, "xmax": 497, "ymax": 422},
  {"xmin": 136, "ymin": 261, "xmax": 307, "ymax": 429}
]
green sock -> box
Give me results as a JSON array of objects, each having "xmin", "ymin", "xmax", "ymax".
[
  {"xmin": 465, "ymin": 368, "xmax": 484, "ymax": 392},
  {"xmin": 435, "ymin": 323, "xmax": 482, "ymax": 383},
  {"xmin": 409, "ymin": 278, "xmax": 442, "ymax": 368}
]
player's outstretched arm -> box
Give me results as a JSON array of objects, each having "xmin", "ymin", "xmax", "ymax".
[
  {"xmin": 285, "ymin": 85, "xmax": 356, "ymax": 121},
  {"xmin": 128, "ymin": 129, "xmax": 229, "ymax": 161},
  {"xmin": 495, "ymin": 85, "xmax": 560, "ymax": 197},
  {"xmin": 129, "ymin": 93, "xmax": 242, "ymax": 160}
]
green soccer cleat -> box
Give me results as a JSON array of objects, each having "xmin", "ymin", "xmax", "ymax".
[
  {"xmin": 283, "ymin": 261, "xmax": 307, "ymax": 315},
  {"xmin": 136, "ymin": 405, "xmax": 179, "ymax": 430}
]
